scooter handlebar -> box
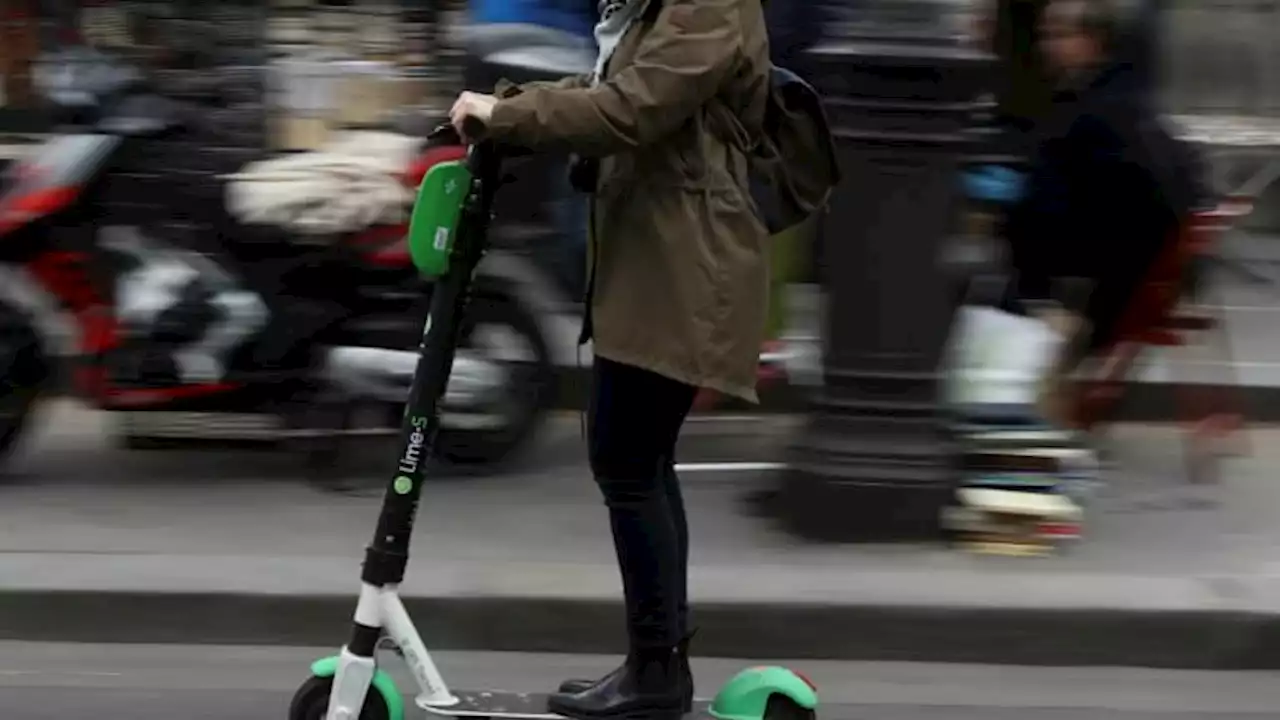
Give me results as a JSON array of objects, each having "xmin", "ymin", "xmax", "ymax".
[
  {"xmin": 426, "ymin": 122, "xmax": 461, "ymax": 144},
  {"xmin": 427, "ymin": 121, "xmax": 502, "ymax": 178},
  {"xmin": 460, "ymin": 115, "xmax": 488, "ymax": 144}
]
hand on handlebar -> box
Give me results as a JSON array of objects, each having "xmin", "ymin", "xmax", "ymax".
[{"xmin": 449, "ymin": 91, "xmax": 498, "ymax": 144}]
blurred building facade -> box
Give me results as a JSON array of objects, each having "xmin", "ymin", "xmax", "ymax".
[
  {"xmin": 4, "ymin": 1, "xmax": 1278, "ymax": 133},
  {"xmin": 0, "ymin": 0, "xmax": 461, "ymax": 146},
  {"xmin": 1159, "ymin": 0, "xmax": 1280, "ymax": 120}
]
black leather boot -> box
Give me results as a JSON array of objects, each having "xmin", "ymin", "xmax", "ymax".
[
  {"xmin": 546, "ymin": 644, "xmax": 685, "ymax": 719},
  {"xmin": 555, "ymin": 633, "xmax": 695, "ymax": 713}
]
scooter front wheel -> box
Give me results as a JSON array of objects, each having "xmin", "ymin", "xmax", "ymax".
[
  {"xmin": 763, "ymin": 695, "xmax": 816, "ymax": 720},
  {"xmin": 288, "ymin": 675, "xmax": 391, "ymax": 720}
]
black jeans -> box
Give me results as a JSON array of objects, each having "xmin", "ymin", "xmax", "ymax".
[{"xmin": 588, "ymin": 357, "xmax": 697, "ymax": 649}]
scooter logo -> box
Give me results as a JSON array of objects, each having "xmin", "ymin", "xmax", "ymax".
[
  {"xmin": 393, "ymin": 475, "xmax": 413, "ymax": 494},
  {"xmin": 398, "ymin": 415, "xmax": 429, "ymax": 476}
]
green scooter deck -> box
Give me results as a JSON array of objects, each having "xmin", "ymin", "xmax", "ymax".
[
  {"xmin": 407, "ymin": 158, "xmax": 473, "ymax": 278},
  {"xmin": 421, "ymin": 690, "xmax": 711, "ymax": 719}
]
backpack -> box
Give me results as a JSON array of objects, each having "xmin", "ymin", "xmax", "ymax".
[
  {"xmin": 550, "ymin": 0, "xmax": 835, "ymax": 235},
  {"xmin": 634, "ymin": 0, "xmax": 839, "ymax": 234},
  {"xmin": 747, "ymin": 65, "xmax": 841, "ymax": 235}
]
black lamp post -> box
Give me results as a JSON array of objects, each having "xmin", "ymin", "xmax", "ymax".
[{"xmin": 775, "ymin": 1, "xmax": 993, "ymax": 541}]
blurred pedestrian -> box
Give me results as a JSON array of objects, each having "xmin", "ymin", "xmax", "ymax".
[
  {"xmin": 1004, "ymin": 0, "xmax": 1208, "ymax": 422},
  {"xmin": 448, "ymin": 0, "xmax": 773, "ymax": 717},
  {"xmin": 462, "ymin": 0, "xmax": 598, "ymax": 300},
  {"xmin": 464, "ymin": 0, "xmax": 597, "ymax": 60}
]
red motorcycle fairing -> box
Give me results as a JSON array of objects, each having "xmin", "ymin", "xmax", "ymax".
[
  {"xmin": 22, "ymin": 244, "xmax": 244, "ymax": 407},
  {"xmin": 0, "ymin": 134, "xmax": 242, "ymax": 406},
  {"xmin": 349, "ymin": 143, "xmax": 469, "ymax": 269},
  {"xmin": 350, "ymin": 223, "xmax": 414, "ymax": 268},
  {"xmin": 0, "ymin": 134, "xmax": 119, "ymax": 237}
]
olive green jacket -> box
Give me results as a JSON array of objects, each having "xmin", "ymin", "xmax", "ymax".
[{"xmin": 487, "ymin": 0, "xmax": 772, "ymax": 401}]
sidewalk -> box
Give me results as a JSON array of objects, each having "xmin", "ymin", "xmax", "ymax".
[{"xmin": 3, "ymin": 404, "xmax": 1280, "ymax": 668}]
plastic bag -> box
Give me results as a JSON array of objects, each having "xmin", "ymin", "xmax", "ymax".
[{"xmin": 943, "ymin": 305, "xmax": 1067, "ymax": 409}]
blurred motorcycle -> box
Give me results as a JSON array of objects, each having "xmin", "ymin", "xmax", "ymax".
[{"xmin": 0, "ymin": 48, "xmax": 556, "ymax": 472}]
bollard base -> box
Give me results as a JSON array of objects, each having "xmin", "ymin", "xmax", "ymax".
[{"xmin": 779, "ymin": 407, "xmax": 955, "ymax": 542}]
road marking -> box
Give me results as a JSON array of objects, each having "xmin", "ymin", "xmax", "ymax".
[
  {"xmin": 0, "ymin": 670, "xmax": 122, "ymax": 677},
  {"xmin": 1214, "ymin": 305, "xmax": 1280, "ymax": 312},
  {"xmin": 674, "ymin": 462, "xmax": 784, "ymax": 473}
]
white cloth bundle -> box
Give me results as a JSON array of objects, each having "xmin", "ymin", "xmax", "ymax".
[
  {"xmin": 224, "ymin": 131, "xmax": 422, "ymax": 236},
  {"xmin": 942, "ymin": 305, "xmax": 1067, "ymax": 408}
]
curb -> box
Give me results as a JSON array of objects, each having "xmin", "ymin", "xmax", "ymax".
[{"xmin": 2, "ymin": 589, "xmax": 1279, "ymax": 669}]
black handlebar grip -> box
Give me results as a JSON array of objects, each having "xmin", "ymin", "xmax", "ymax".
[
  {"xmin": 427, "ymin": 122, "xmax": 462, "ymax": 144},
  {"xmin": 460, "ymin": 115, "xmax": 488, "ymax": 143}
]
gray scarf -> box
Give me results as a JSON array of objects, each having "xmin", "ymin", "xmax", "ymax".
[{"xmin": 592, "ymin": 0, "xmax": 651, "ymax": 85}]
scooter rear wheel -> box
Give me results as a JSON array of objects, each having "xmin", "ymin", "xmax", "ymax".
[{"xmin": 289, "ymin": 675, "xmax": 391, "ymax": 720}]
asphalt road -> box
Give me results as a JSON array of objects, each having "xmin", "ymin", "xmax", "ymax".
[{"xmin": 0, "ymin": 642, "xmax": 1275, "ymax": 720}]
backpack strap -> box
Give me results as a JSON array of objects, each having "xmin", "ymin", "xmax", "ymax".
[{"xmin": 642, "ymin": 0, "xmax": 664, "ymax": 23}]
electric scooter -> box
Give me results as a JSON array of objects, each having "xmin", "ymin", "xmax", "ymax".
[{"xmin": 287, "ymin": 124, "xmax": 820, "ymax": 720}]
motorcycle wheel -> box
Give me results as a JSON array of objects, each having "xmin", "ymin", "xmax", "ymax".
[
  {"xmin": 0, "ymin": 302, "xmax": 48, "ymax": 466},
  {"xmin": 435, "ymin": 287, "xmax": 555, "ymax": 466}
]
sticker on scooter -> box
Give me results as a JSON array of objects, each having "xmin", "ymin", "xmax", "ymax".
[{"xmin": 409, "ymin": 159, "xmax": 472, "ymax": 278}]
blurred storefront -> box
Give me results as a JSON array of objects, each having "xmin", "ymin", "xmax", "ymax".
[
  {"xmin": 1159, "ymin": 0, "xmax": 1280, "ymax": 229},
  {"xmin": 1160, "ymin": 0, "xmax": 1280, "ymax": 119},
  {"xmin": 0, "ymin": 0, "xmax": 463, "ymax": 146},
  {"xmin": 0, "ymin": 0, "xmax": 42, "ymax": 133}
]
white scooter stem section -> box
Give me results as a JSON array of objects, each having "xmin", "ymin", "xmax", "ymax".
[
  {"xmin": 383, "ymin": 588, "xmax": 459, "ymax": 707},
  {"xmin": 327, "ymin": 648, "xmax": 376, "ymax": 720},
  {"xmin": 327, "ymin": 583, "xmax": 459, "ymax": 720}
]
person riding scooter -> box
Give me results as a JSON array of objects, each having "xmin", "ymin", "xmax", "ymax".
[{"xmin": 449, "ymin": 0, "xmax": 774, "ymax": 717}]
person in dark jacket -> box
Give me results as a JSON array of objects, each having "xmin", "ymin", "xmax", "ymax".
[{"xmin": 1006, "ymin": 0, "xmax": 1207, "ymax": 360}]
